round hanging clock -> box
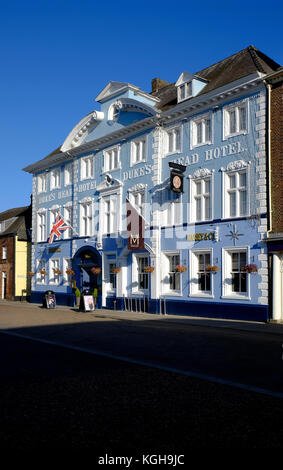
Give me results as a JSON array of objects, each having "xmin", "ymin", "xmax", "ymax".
[{"xmin": 173, "ymin": 174, "xmax": 182, "ymax": 189}]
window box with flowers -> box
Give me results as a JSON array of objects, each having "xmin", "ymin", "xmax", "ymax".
[
  {"xmin": 175, "ymin": 265, "xmax": 187, "ymax": 273},
  {"xmin": 241, "ymin": 264, "xmax": 258, "ymax": 274},
  {"xmin": 110, "ymin": 267, "xmax": 121, "ymax": 274},
  {"xmin": 144, "ymin": 266, "xmax": 155, "ymax": 273},
  {"xmin": 39, "ymin": 269, "xmax": 47, "ymax": 276},
  {"xmin": 91, "ymin": 267, "xmax": 101, "ymax": 274},
  {"xmin": 66, "ymin": 268, "xmax": 75, "ymax": 276},
  {"xmin": 205, "ymin": 265, "xmax": 219, "ymax": 272},
  {"xmin": 53, "ymin": 269, "xmax": 62, "ymax": 275},
  {"xmin": 27, "ymin": 271, "xmax": 35, "ymax": 277}
]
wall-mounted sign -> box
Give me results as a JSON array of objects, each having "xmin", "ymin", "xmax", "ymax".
[
  {"xmin": 170, "ymin": 170, "xmax": 184, "ymax": 193},
  {"xmin": 187, "ymin": 232, "xmax": 216, "ymax": 241},
  {"xmin": 48, "ymin": 247, "xmax": 62, "ymax": 253}
]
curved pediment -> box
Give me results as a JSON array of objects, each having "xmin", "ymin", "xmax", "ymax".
[
  {"xmin": 110, "ymin": 98, "xmax": 157, "ymax": 118},
  {"xmin": 61, "ymin": 110, "xmax": 104, "ymax": 151}
]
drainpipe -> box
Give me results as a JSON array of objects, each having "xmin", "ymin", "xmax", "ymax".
[
  {"xmin": 262, "ymin": 80, "xmax": 272, "ymax": 319},
  {"xmin": 264, "ymin": 81, "xmax": 272, "ymax": 234}
]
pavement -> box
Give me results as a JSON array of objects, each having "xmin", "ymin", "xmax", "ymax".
[{"xmin": 1, "ymin": 299, "xmax": 283, "ymax": 336}]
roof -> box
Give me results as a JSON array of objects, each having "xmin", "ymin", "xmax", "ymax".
[
  {"xmin": 153, "ymin": 45, "xmax": 281, "ymax": 109},
  {"xmin": 0, "ymin": 205, "xmax": 32, "ymax": 240},
  {"xmin": 0, "ymin": 206, "xmax": 29, "ymax": 223},
  {"xmin": 23, "ymin": 45, "xmax": 281, "ymax": 169}
]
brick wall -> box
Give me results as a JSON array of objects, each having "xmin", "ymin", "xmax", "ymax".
[
  {"xmin": 270, "ymin": 82, "xmax": 283, "ymax": 233},
  {"xmin": 0, "ymin": 237, "xmax": 14, "ymax": 299}
]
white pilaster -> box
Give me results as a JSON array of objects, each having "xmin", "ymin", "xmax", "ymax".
[{"xmin": 272, "ymin": 253, "xmax": 282, "ymax": 321}]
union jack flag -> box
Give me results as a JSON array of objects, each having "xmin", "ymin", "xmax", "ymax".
[{"xmin": 48, "ymin": 213, "xmax": 70, "ymax": 244}]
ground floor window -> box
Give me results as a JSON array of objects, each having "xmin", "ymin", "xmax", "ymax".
[
  {"xmin": 223, "ymin": 247, "xmax": 249, "ymax": 298},
  {"xmin": 190, "ymin": 250, "xmax": 212, "ymax": 296},
  {"xmin": 49, "ymin": 258, "xmax": 60, "ymax": 285},
  {"xmin": 109, "ymin": 262, "xmax": 117, "ymax": 290},
  {"xmin": 37, "ymin": 259, "xmax": 46, "ymax": 285},
  {"xmin": 132, "ymin": 254, "xmax": 149, "ymax": 293},
  {"xmin": 137, "ymin": 256, "xmax": 149, "ymax": 291},
  {"xmin": 231, "ymin": 251, "xmax": 247, "ymax": 293},
  {"xmin": 63, "ymin": 258, "xmax": 72, "ymax": 284},
  {"xmin": 162, "ymin": 252, "xmax": 181, "ymax": 294},
  {"xmin": 197, "ymin": 253, "xmax": 211, "ymax": 292},
  {"xmin": 103, "ymin": 254, "xmax": 117, "ymax": 293}
]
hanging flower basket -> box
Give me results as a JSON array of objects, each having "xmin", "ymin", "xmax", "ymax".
[
  {"xmin": 91, "ymin": 267, "xmax": 101, "ymax": 274},
  {"xmin": 53, "ymin": 269, "xmax": 62, "ymax": 275},
  {"xmin": 111, "ymin": 267, "xmax": 121, "ymax": 274},
  {"xmin": 241, "ymin": 264, "xmax": 258, "ymax": 274},
  {"xmin": 205, "ymin": 265, "xmax": 219, "ymax": 272},
  {"xmin": 27, "ymin": 271, "xmax": 35, "ymax": 277},
  {"xmin": 175, "ymin": 265, "xmax": 187, "ymax": 273},
  {"xmin": 144, "ymin": 266, "xmax": 155, "ymax": 273},
  {"xmin": 39, "ymin": 269, "xmax": 47, "ymax": 275},
  {"xmin": 66, "ymin": 268, "xmax": 75, "ymax": 276}
]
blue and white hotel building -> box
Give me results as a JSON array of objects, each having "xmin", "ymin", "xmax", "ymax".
[{"xmin": 23, "ymin": 46, "xmax": 282, "ymax": 321}]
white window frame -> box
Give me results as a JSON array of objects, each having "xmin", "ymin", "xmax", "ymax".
[
  {"xmin": 132, "ymin": 253, "xmax": 149, "ymax": 294},
  {"xmin": 64, "ymin": 163, "xmax": 73, "ymax": 186},
  {"xmin": 37, "ymin": 210, "xmax": 46, "ymax": 242},
  {"xmin": 103, "ymin": 253, "xmax": 117, "ymax": 293},
  {"xmin": 223, "ymin": 99, "xmax": 249, "ymax": 140},
  {"xmin": 190, "ymin": 249, "xmax": 213, "ymax": 298},
  {"xmin": 178, "ymin": 82, "xmax": 192, "ymax": 102},
  {"xmin": 63, "ymin": 258, "xmax": 72, "ymax": 284},
  {"xmin": 222, "ymin": 163, "xmax": 250, "ymax": 219},
  {"xmin": 164, "ymin": 125, "xmax": 182, "ymax": 155},
  {"xmin": 190, "ymin": 171, "xmax": 213, "ymax": 223},
  {"xmin": 190, "ymin": 112, "xmax": 212, "ymax": 149},
  {"xmin": 80, "ymin": 199, "xmax": 93, "ymax": 237},
  {"xmin": 37, "ymin": 173, "xmax": 47, "ymax": 193},
  {"xmin": 103, "ymin": 145, "xmax": 121, "ymax": 173},
  {"xmin": 130, "ymin": 137, "xmax": 147, "ymax": 166},
  {"xmin": 49, "ymin": 206, "xmax": 60, "ymax": 235},
  {"xmin": 63, "ymin": 204, "xmax": 72, "ymax": 239},
  {"xmin": 36, "ymin": 259, "xmax": 47, "ymax": 285},
  {"xmin": 222, "ymin": 246, "xmax": 250, "ymax": 300},
  {"xmin": 161, "ymin": 251, "xmax": 182, "ymax": 295},
  {"xmin": 162, "ymin": 189, "xmax": 182, "ymax": 227},
  {"xmin": 103, "ymin": 195, "xmax": 117, "ymax": 234},
  {"xmin": 49, "ymin": 258, "xmax": 60, "ymax": 285},
  {"xmin": 50, "ymin": 168, "xmax": 61, "ymax": 190},
  {"xmin": 2, "ymin": 246, "xmax": 7, "ymax": 260},
  {"xmin": 81, "ymin": 156, "xmax": 94, "ymax": 181},
  {"xmin": 130, "ymin": 190, "xmax": 146, "ymax": 219}
]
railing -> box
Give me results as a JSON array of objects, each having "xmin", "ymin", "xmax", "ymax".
[
  {"xmin": 159, "ymin": 295, "xmax": 167, "ymax": 315},
  {"xmin": 123, "ymin": 295, "xmax": 148, "ymax": 313}
]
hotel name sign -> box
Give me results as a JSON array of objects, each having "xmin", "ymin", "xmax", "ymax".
[
  {"xmin": 38, "ymin": 140, "xmax": 247, "ymax": 204},
  {"xmin": 171, "ymin": 140, "xmax": 246, "ymax": 168}
]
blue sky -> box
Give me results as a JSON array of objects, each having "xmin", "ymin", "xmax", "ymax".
[{"xmin": 0, "ymin": 0, "xmax": 282, "ymax": 212}]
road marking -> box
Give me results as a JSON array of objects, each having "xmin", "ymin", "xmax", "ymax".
[{"xmin": 2, "ymin": 329, "xmax": 283, "ymax": 400}]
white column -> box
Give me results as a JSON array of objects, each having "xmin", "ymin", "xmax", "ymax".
[{"xmin": 272, "ymin": 253, "xmax": 282, "ymax": 321}]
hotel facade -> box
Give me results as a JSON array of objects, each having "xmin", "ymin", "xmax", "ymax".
[{"xmin": 23, "ymin": 46, "xmax": 283, "ymax": 322}]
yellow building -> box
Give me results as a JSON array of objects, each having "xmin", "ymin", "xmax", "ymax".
[{"xmin": 0, "ymin": 205, "xmax": 32, "ymax": 301}]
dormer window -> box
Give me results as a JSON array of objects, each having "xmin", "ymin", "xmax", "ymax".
[
  {"xmin": 178, "ymin": 82, "xmax": 192, "ymax": 102},
  {"xmin": 175, "ymin": 72, "xmax": 207, "ymax": 103}
]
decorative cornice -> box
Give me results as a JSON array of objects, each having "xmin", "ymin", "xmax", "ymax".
[
  {"xmin": 128, "ymin": 183, "xmax": 147, "ymax": 193},
  {"xmin": 221, "ymin": 160, "xmax": 250, "ymax": 172},
  {"xmin": 191, "ymin": 168, "xmax": 213, "ymax": 179},
  {"xmin": 96, "ymin": 175, "xmax": 123, "ymax": 193}
]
